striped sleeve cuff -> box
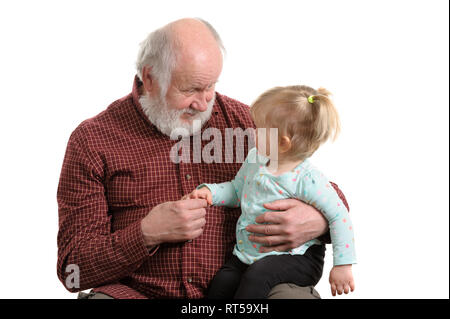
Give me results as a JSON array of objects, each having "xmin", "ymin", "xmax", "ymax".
[{"xmin": 119, "ymin": 219, "xmax": 159, "ymax": 265}]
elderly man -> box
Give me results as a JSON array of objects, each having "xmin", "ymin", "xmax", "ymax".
[{"xmin": 57, "ymin": 18, "xmax": 348, "ymax": 299}]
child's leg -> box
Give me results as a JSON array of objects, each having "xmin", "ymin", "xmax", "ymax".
[
  {"xmin": 234, "ymin": 244, "xmax": 325, "ymax": 299},
  {"xmin": 207, "ymin": 255, "xmax": 248, "ymax": 299}
]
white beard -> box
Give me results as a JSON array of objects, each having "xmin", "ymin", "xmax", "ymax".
[{"xmin": 139, "ymin": 93, "xmax": 215, "ymax": 139}]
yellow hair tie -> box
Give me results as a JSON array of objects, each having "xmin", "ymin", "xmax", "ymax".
[{"xmin": 307, "ymin": 95, "xmax": 315, "ymax": 104}]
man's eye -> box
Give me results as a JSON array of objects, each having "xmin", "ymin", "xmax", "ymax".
[{"xmin": 182, "ymin": 85, "xmax": 214, "ymax": 94}]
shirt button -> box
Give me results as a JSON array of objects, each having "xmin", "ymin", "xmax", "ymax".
[
  {"xmin": 187, "ymin": 278, "xmax": 193, "ymax": 283},
  {"xmin": 238, "ymin": 240, "xmax": 243, "ymax": 244},
  {"xmin": 186, "ymin": 174, "xmax": 191, "ymax": 180},
  {"xmin": 187, "ymin": 239, "xmax": 192, "ymax": 243}
]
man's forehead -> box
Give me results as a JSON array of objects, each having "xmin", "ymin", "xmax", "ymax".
[
  {"xmin": 172, "ymin": 68, "xmax": 219, "ymax": 88},
  {"xmin": 171, "ymin": 54, "xmax": 222, "ymax": 86}
]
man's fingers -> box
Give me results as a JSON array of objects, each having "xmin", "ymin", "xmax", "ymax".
[
  {"xmin": 253, "ymin": 211, "xmax": 285, "ymax": 225},
  {"xmin": 181, "ymin": 191, "xmax": 213, "ymax": 206},
  {"xmin": 262, "ymin": 198, "xmax": 302, "ymax": 212},
  {"xmin": 246, "ymin": 223, "xmax": 283, "ymax": 236},
  {"xmin": 177, "ymin": 198, "xmax": 208, "ymax": 210},
  {"xmin": 259, "ymin": 243, "xmax": 291, "ymax": 253},
  {"xmin": 248, "ymin": 235, "xmax": 295, "ymax": 252},
  {"xmin": 190, "ymin": 227, "xmax": 204, "ymax": 240},
  {"xmin": 186, "ymin": 208, "xmax": 207, "ymax": 220},
  {"xmin": 248, "ymin": 234, "xmax": 284, "ymax": 246},
  {"xmin": 190, "ymin": 215, "xmax": 207, "ymax": 229},
  {"xmin": 246, "ymin": 221, "xmax": 295, "ymax": 252}
]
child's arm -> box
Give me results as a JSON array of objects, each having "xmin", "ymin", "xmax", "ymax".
[
  {"xmin": 295, "ymin": 168, "xmax": 356, "ymax": 295},
  {"xmin": 186, "ymin": 148, "xmax": 257, "ymax": 207},
  {"xmin": 195, "ymin": 181, "xmax": 240, "ymax": 207},
  {"xmin": 295, "ymin": 169, "xmax": 356, "ymax": 266}
]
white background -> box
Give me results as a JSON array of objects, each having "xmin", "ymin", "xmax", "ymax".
[{"xmin": 0, "ymin": 0, "xmax": 448, "ymax": 299}]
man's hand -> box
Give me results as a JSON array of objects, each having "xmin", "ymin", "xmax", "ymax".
[
  {"xmin": 245, "ymin": 198, "xmax": 328, "ymax": 253},
  {"xmin": 140, "ymin": 199, "xmax": 207, "ymax": 247}
]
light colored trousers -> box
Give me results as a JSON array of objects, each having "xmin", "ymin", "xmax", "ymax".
[{"xmin": 77, "ymin": 284, "xmax": 321, "ymax": 299}]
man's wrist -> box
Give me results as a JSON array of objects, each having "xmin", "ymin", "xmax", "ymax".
[
  {"xmin": 139, "ymin": 219, "xmax": 161, "ymax": 256},
  {"xmin": 140, "ymin": 218, "xmax": 160, "ymax": 248}
]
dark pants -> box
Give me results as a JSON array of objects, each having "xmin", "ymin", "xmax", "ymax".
[{"xmin": 207, "ymin": 244, "xmax": 325, "ymax": 299}]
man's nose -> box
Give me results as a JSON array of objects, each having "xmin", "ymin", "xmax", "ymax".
[{"xmin": 191, "ymin": 91, "xmax": 210, "ymax": 112}]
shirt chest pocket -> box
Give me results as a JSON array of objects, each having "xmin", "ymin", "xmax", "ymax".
[{"xmin": 105, "ymin": 162, "xmax": 175, "ymax": 209}]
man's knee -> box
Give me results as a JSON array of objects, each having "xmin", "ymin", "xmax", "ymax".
[{"xmin": 267, "ymin": 283, "xmax": 321, "ymax": 299}]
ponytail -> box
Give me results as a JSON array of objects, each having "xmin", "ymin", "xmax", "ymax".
[{"xmin": 308, "ymin": 87, "xmax": 341, "ymax": 144}]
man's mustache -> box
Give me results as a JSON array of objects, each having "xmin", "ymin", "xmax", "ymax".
[{"xmin": 184, "ymin": 108, "xmax": 200, "ymax": 116}]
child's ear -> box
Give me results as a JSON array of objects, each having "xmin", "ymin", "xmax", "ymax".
[{"xmin": 279, "ymin": 136, "xmax": 292, "ymax": 153}]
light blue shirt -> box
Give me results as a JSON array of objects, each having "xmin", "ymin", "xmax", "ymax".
[{"xmin": 198, "ymin": 147, "xmax": 356, "ymax": 266}]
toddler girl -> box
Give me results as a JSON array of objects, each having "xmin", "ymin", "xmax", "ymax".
[{"xmin": 184, "ymin": 85, "xmax": 356, "ymax": 298}]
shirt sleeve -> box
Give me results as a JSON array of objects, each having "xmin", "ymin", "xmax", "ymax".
[
  {"xmin": 197, "ymin": 181, "xmax": 240, "ymax": 207},
  {"xmin": 57, "ymin": 126, "xmax": 153, "ymax": 292},
  {"xmin": 295, "ymin": 169, "xmax": 356, "ymax": 266},
  {"xmin": 197, "ymin": 148, "xmax": 255, "ymax": 207}
]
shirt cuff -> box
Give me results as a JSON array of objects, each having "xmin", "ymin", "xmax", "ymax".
[
  {"xmin": 118, "ymin": 219, "xmax": 159, "ymax": 265},
  {"xmin": 196, "ymin": 183, "xmax": 211, "ymax": 191}
]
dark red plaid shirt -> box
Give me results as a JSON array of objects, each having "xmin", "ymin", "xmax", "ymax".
[{"xmin": 57, "ymin": 77, "xmax": 348, "ymax": 299}]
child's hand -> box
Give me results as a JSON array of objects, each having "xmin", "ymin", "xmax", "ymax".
[
  {"xmin": 182, "ymin": 187, "xmax": 213, "ymax": 206},
  {"xmin": 329, "ymin": 265, "xmax": 355, "ymax": 296}
]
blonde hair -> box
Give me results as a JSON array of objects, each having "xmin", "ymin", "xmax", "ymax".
[{"xmin": 250, "ymin": 85, "xmax": 341, "ymax": 161}]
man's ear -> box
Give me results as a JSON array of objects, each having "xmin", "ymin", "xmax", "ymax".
[
  {"xmin": 141, "ymin": 66, "xmax": 154, "ymax": 94},
  {"xmin": 279, "ymin": 136, "xmax": 292, "ymax": 153}
]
